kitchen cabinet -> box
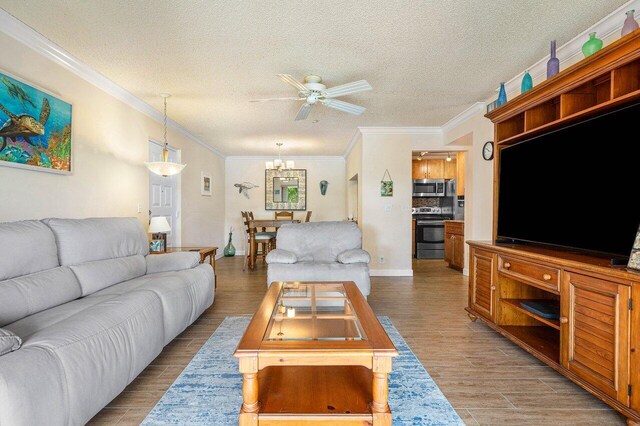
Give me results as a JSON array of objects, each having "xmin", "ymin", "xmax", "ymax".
[
  {"xmin": 426, "ymin": 159, "xmax": 444, "ymax": 179},
  {"xmin": 444, "ymin": 221, "xmax": 464, "ymax": 271},
  {"xmin": 412, "ymin": 160, "xmax": 425, "ymax": 179},
  {"xmin": 444, "ymin": 159, "xmax": 457, "ymax": 179},
  {"xmin": 456, "ymin": 152, "xmax": 465, "ymax": 196}
]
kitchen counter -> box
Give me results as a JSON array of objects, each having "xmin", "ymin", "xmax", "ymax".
[{"xmin": 444, "ymin": 219, "xmax": 464, "ymax": 223}]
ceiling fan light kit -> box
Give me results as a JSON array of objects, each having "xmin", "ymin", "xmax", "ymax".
[{"xmin": 251, "ymin": 74, "xmax": 372, "ymax": 121}]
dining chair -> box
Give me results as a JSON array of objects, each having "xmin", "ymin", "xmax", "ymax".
[
  {"xmin": 241, "ymin": 211, "xmax": 275, "ymax": 271},
  {"xmin": 274, "ymin": 211, "xmax": 294, "ymax": 220},
  {"xmin": 304, "ymin": 211, "xmax": 312, "ymax": 222}
]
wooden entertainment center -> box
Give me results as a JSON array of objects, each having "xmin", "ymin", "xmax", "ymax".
[{"xmin": 467, "ymin": 30, "xmax": 640, "ymax": 425}]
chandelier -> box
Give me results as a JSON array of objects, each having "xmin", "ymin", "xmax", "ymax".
[
  {"xmin": 265, "ymin": 142, "xmax": 294, "ymax": 170},
  {"xmin": 145, "ymin": 93, "xmax": 186, "ymax": 177}
]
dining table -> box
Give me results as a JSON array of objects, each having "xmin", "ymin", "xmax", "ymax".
[{"xmin": 247, "ymin": 219, "xmax": 299, "ymax": 270}]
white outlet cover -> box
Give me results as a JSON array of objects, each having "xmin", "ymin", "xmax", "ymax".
[{"xmin": 384, "ymin": 203, "xmax": 392, "ymax": 212}]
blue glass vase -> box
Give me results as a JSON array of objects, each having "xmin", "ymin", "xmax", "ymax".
[
  {"xmin": 521, "ymin": 71, "xmax": 533, "ymax": 93},
  {"xmin": 497, "ymin": 83, "xmax": 507, "ymax": 107}
]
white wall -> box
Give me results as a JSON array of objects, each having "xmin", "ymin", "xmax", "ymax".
[
  {"xmin": 359, "ymin": 134, "xmax": 414, "ymax": 275},
  {"xmin": 0, "ymin": 32, "xmax": 225, "ymax": 250},
  {"xmin": 224, "ymin": 157, "xmax": 347, "ymax": 252}
]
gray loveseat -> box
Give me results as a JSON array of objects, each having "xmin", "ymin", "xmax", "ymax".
[
  {"xmin": 0, "ymin": 217, "xmax": 214, "ymax": 425},
  {"xmin": 266, "ymin": 221, "xmax": 371, "ymax": 297}
]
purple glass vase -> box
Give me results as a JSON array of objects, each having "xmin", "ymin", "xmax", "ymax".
[
  {"xmin": 547, "ymin": 40, "xmax": 560, "ymax": 79},
  {"xmin": 622, "ymin": 10, "xmax": 639, "ymax": 37}
]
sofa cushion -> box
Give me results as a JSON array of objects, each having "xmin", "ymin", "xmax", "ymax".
[
  {"xmin": 45, "ymin": 217, "xmax": 149, "ymax": 265},
  {"xmin": 276, "ymin": 221, "xmax": 363, "ymax": 262},
  {"xmin": 0, "ymin": 346, "xmax": 68, "ymax": 425},
  {"xmin": 338, "ymin": 249, "xmax": 371, "ymax": 264},
  {"xmin": 89, "ymin": 264, "xmax": 215, "ymax": 344},
  {"xmin": 3, "ymin": 290, "xmax": 164, "ymax": 425},
  {"xmin": 0, "ymin": 266, "xmax": 82, "ymax": 327},
  {"xmin": 0, "ymin": 220, "xmax": 59, "ymax": 281},
  {"xmin": 267, "ymin": 262, "xmax": 371, "ymax": 297},
  {"xmin": 146, "ymin": 251, "xmax": 200, "ymax": 274},
  {"xmin": 265, "ymin": 249, "xmax": 298, "ymax": 264},
  {"xmin": 0, "ymin": 327, "xmax": 21, "ymax": 356},
  {"xmin": 70, "ymin": 255, "xmax": 146, "ymax": 296}
]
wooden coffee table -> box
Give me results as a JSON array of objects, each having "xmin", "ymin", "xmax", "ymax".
[{"xmin": 234, "ymin": 281, "xmax": 398, "ymax": 425}]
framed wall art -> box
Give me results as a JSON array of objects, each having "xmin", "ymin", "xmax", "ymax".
[
  {"xmin": 201, "ymin": 172, "xmax": 212, "ymax": 196},
  {"xmin": 0, "ymin": 70, "xmax": 72, "ymax": 174}
]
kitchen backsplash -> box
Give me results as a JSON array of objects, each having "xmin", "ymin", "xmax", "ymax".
[{"xmin": 412, "ymin": 197, "xmax": 441, "ymax": 207}]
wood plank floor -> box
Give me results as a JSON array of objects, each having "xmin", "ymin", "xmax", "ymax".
[{"xmin": 90, "ymin": 257, "xmax": 626, "ymax": 425}]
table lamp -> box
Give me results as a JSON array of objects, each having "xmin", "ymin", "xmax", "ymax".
[{"xmin": 149, "ymin": 216, "xmax": 171, "ymax": 253}]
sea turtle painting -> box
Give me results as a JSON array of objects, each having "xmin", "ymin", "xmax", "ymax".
[
  {"xmin": 0, "ymin": 71, "xmax": 72, "ymax": 172},
  {"xmin": 1, "ymin": 77, "xmax": 36, "ymax": 110},
  {"xmin": 0, "ymin": 97, "xmax": 50, "ymax": 154}
]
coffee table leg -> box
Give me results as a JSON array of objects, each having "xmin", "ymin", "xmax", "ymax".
[
  {"xmin": 372, "ymin": 356, "xmax": 392, "ymax": 426},
  {"xmin": 239, "ymin": 357, "xmax": 259, "ymax": 426}
]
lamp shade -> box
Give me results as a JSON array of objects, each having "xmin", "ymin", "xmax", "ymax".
[{"xmin": 148, "ymin": 216, "xmax": 171, "ymax": 233}]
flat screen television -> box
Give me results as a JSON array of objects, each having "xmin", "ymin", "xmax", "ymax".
[{"xmin": 497, "ymin": 102, "xmax": 640, "ymax": 259}]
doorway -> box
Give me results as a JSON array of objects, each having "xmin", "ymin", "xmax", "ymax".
[{"xmin": 149, "ymin": 140, "xmax": 181, "ymax": 247}]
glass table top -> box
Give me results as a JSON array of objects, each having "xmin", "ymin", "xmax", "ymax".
[{"xmin": 264, "ymin": 283, "xmax": 368, "ymax": 341}]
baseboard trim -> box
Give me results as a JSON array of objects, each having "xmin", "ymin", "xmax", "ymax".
[
  {"xmin": 463, "ymin": 267, "xmax": 469, "ymax": 277},
  {"xmin": 369, "ymin": 269, "xmax": 414, "ymax": 277}
]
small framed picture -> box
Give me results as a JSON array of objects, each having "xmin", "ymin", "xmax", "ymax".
[
  {"xmin": 201, "ymin": 172, "xmax": 212, "ymax": 196},
  {"xmin": 150, "ymin": 240, "xmax": 164, "ymax": 253},
  {"xmin": 628, "ymin": 226, "xmax": 640, "ymax": 271}
]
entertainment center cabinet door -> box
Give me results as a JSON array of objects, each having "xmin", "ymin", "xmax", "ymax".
[
  {"xmin": 560, "ymin": 272, "xmax": 631, "ymax": 404},
  {"xmin": 469, "ymin": 248, "xmax": 496, "ymax": 321}
]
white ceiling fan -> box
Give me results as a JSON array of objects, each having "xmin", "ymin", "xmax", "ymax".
[{"xmin": 250, "ymin": 74, "xmax": 372, "ymax": 121}]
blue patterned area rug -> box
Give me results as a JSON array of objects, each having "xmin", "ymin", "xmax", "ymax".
[{"xmin": 142, "ymin": 316, "xmax": 463, "ymax": 426}]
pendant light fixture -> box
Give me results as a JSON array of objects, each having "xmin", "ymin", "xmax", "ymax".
[
  {"xmin": 265, "ymin": 142, "xmax": 294, "ymax": 170},
  {"xmin": 145, "ymin": 93, "xmax": 186, "ymax": 177},
  {"xmin": 446, "ymin": 152, "xmax": 453, "ymax": 162}
]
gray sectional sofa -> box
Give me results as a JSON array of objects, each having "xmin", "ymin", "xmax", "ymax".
[
  {"xmin": 0, "ymin": 217, "xmax": 215, "ymax": 425},
  {"xmin": 266, "ymin": 221, "xmax": 371, "ymax": 297}
]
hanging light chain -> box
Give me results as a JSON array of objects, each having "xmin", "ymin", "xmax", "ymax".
[{"xmin": 163, "ymin": 96, "xmax": 168, "ymax": 149}]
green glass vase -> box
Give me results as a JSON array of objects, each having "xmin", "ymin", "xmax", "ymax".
[
  {"xmin": 582, "ymin": 32, "xmax": 603, "ymax": 58},
  {"xmin": 223, "ymin": 232, "xmax": 236, "ymax": 257},
  {"xmin": 521, "ymin": 71, "xmax": 533, "ymax": 94}
]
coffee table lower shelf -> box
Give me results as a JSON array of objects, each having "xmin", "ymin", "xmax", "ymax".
[{"xmin": 249, "ymin": 365, "xmax": 376, "ymax": 425}]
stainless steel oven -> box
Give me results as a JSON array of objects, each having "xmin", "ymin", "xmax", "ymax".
[
  {"xmin": 413, "ymin": 179, "xmax": 446, "ymax": 197},
  {"xmin": 414, "ymin": 211, "xmax": 452, "ymax": 259}
]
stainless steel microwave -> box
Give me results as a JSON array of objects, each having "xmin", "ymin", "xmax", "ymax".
[{"xmin": 413, "ymin": 179, "xmax": 446, "ymax": 197}]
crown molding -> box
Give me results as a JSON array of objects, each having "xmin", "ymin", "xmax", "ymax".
[
  {"xmin": 225, "ymin": 155, "xmax": 345, "ymax": 161},
  {"xmin": 343, "ymin": 128, "xmax": 363, "ymax": 158},
  {"xmin": 0, "ymin": 9, "xmax": 225, "ymax": 158},
  {"xmin": 441, "ymin": 102, "xmax": 487, "ymax": 134},
  {"xmin": 358, "ymin": 126, "xmax": 442, "ymax": 135},
  {"xmin": 500, "ymin": 0, "xmax": 639, "ymax": 96}
]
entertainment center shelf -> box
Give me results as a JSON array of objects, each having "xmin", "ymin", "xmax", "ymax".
[
  {"xmin": 488, "ymin": 30, "xmax": 640, "ymax": 145},
  {"xmin": 472, "ymin": 28, "xmax": 640, "ymax": 426}
]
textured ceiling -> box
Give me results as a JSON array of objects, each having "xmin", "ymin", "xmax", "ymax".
[{"xmin": 0, "ymin": 1, "xmax": 627, "ymax": 156}]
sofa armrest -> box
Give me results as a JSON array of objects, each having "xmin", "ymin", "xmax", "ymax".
[
  {"xmin": 145, "ymin": 252, "xmax": 200, "ymax": 274},
  {"xmin": 337, "ymin": 249, "xmax": 371, "ymax": 264},
  {"xmin": 266, "ymin": 249, "xmax": 298, "ymax": 264}
]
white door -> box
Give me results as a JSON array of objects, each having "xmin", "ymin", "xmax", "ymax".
[{"xmin": 149, "ymin": 141, "xmax": 180, "ymax": 247}]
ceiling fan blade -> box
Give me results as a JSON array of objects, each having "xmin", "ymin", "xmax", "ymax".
[
  {"xmin": 277, "ymin": 74, "xmax": 309, "ymax": 93},
  {"xmin": 322, "ymin": 80, "xmax": 372, "ymax": 98},
  {"xmin": 249, "ymin": 97, "xmax": 304, "ymax": 102},
  {"xmin": 294, "ymin": 103, "xmax": 312, "ymax": 121},
  {"xmin": 321, "ymin": 99, "xmax": 366, "ymax": 115}
]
